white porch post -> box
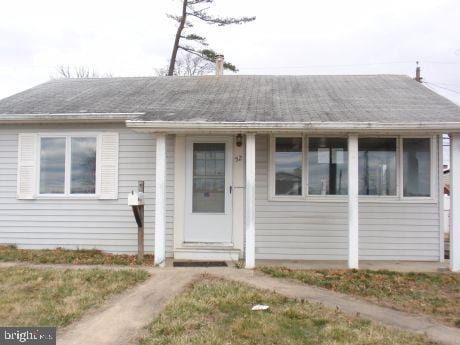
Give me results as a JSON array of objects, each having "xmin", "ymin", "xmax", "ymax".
[
  {"xmin": 450, "ymin": 134, "xmax": 460, "ymax": 271},
  {"xmin": 348, "ymin": 135, "xmax": 359, "ymax": 269},
  {"xmin": 245, "ymin": 133, "xmax": 256, "ymax": 269},
  {"xmin": 154, "ymin": 133, "xmax": 166, "ymax": 267}
]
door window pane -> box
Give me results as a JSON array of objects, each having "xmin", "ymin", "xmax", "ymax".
[
  {"xmin": 403, "ymin": 138, "xmax": 431, "ymax": 197},
  {"xmin": 275, "ymin": 137, "xmax": 302, "ymax": 196},
  {"xmin": 193, "ymin": 143, "xmax": 225, "ymax": 213},
  {"xmin": 40, "ymin": 137, "xmax": 66, "ymax": 194},
  {"xmin": 359, "ymin": 138, "xmax": 397, "ymax": 195},
  {"xmin": 71, "ymin": 137, "xmax": 97, "ymax": 194},
  {"xmin": 308, "ymin": 138, "xmax": 348, "ymax": 195}
]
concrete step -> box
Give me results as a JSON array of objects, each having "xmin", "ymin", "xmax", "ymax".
[{"xmin": 174, "ymin": 248, "xmax": 240, "ymax": 261}]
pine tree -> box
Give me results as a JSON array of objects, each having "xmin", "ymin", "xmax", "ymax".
[{"xmin": 167, "ymin": 0, "xmax": 255, "ymax": 76}]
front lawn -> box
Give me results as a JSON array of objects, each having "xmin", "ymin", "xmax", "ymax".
[
  {"xmin": 0, "ymin": 245, "xmax": 153, "ymax": 266},
  {"xmin": 139, "ymin": 277, "xmax": 432, "ymax": 345},
  {"xmin": 260, "ymin": 266, "xmax": 460, "ymax": 328},
  {"xmin": 0, "ymin": 267, "xmax": 149, "ymax": 327}
]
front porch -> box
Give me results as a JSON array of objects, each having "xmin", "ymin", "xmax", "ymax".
[{"xmin": 145, "ymin": 130, "xmax": 460, "ymax": 272}]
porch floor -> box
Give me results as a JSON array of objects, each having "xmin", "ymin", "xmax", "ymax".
[{"xmin": 254, "ymin": 259, "xmax": 452, "ymax": 273}]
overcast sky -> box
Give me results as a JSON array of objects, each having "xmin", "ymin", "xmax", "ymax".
[{"xmin": 1, "ymin": 0, "xmax": 459, "ymax": 105}]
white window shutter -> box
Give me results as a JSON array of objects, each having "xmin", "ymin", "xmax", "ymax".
[
  {"xmin": 17, "ymin": 133, "xmax": 37, "ymax": 199},
  {"xmin": 98, "ymin": 133, "xmax": 119, "ymax": 199}
]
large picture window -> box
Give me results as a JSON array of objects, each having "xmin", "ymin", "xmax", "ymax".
[
  {"xmin": 39, "ymin": 135, "xmax": 97, "ymax": 195},
  {"xmin": 358, "ymin": 138, "xmax": 397, "ymax": 196},
  {"xmin": 403, "ymin": 138, "xmax": 431, "ymax": 197},
  {"xmin": 274, "ymin": 137, "xmax": 302, "ymax": 196},
  {"xmin": 269, "ymin": 135, "xmax": 433, "ymax": 200},
  {"xmin": 308, "ymin": 138, "xmax": 348, "ymax": 195}
]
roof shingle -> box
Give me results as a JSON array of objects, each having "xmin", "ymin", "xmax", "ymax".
[{"xmin": 0, "ymin": 75, "xmax": 459, "ymax": 123}]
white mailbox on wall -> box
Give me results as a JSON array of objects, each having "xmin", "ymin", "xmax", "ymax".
[{"xmin": 128, "ymin": 191, "xmax": 144, "ymax": 206}]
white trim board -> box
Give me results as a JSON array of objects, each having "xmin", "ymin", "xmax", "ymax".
[{"xmin": 126, "ymin": 120, "xmax": 460, "ymax": 133}]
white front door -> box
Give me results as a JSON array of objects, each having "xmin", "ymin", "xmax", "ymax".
[{"xmin": 185, "ymin": 137, "xmax": 233, "ymax": 243}]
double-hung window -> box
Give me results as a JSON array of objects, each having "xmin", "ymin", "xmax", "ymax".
[
  {"xmin": 270, "ymin": 135, "xmax": 434, "ymax": 201},
  {"xmin": 39, "ymin": 135, "xmax": 97, "ymax": 196}
]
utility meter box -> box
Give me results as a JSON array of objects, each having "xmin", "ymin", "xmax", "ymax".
[{"xmin": 128, "ymin": 191, "xmax": 144, "ymax": 206}]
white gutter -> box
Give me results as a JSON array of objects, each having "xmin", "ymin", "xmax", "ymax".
[
  {"xmin": 125, "ymin": 120, "xmax": 460, "ymax": 133},
  {"xmin": 0, "ymin": 113, "xmax": 143, "ymax": 124}
]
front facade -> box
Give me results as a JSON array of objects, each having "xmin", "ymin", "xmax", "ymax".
[{"xmin": 0, "ymin": 75, "xmax": 459, "ymax": 270}]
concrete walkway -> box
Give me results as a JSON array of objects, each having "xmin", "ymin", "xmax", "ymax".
[
  {"xmin": 2, "ymin": 262, "xmax": 459, "ymax": 345},
  {"xmin": 57, "ymin": 269, "xmax": 196, "ymax": 345}
]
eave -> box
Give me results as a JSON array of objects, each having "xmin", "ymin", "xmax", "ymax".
[
  {"xmin": 0, "ymin": 113, "xmax": 143, "ymax": 124},
  {"xmin": 125, "ymin": 120, "xmax": 460, "ymax": 134}
]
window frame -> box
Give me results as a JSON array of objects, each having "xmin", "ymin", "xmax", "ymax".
[
  {"xmin": 36, "ymin": 133, "xmax": 100, "ymax": 199},
  {"xmin": 269, "ymin": 134, "xmax": 305, "ymax": 201},
  {"xmin": 357, "ymin": 135, "xmax": 400, "ymax": 200},
  {"xmin": 268, "ymin": 134, "xmax": 437, "ymax": 203},
  {"xmin": 399, "ymin": 135, "xmax": 437, "ymax": 202},
  {"xmin": 304, "ymin": 135, "xmax": 349, "ymax": 202}
]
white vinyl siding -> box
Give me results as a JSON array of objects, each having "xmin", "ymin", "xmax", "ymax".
[
  {"xmin": 359, "ymin": 203, "xmax": 440, "ymax": 260},
  {"xmin": 0, "ymin": 124, "xmax": 175, "ymax": 256},
  {"xmin": 255, "ymin": 134, "xmax": 440, "ymax": 261}
]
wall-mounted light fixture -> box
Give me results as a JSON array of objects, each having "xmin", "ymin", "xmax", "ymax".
[{"xmin": 236, "ymin": 134, "xmax": 243, "ymax": 147}]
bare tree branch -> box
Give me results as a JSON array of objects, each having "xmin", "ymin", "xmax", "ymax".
[
  {"xmin": 53, "ymin": 65, "xmax": 112, "ymax": 79},
  {"xmin": 157, "ymin": 52, "xmax": 214, "ymax": 76}
]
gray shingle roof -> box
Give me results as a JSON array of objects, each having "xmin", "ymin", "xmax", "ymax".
[{"xmin": 0, "ymin": 75, "xmax": 459, "ymax": 123}]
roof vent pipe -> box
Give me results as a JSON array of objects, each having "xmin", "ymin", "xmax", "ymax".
[
  {"xmin": 415, "ymin": 61, "xmax": 422, "ymax": 83},
  {"xmin": 215, "ymin": 54, "xmax": 224, "ymax": 76}
]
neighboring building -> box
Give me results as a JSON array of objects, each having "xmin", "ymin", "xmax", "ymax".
[{"xmin": 0, "ymin": 72, "xmax": 459, "ymax": 270}]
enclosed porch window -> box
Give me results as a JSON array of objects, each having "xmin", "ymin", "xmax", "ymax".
[
  {"xmin": 274, "ymin": 137, "xmax": 303, "ymax": 196},
  {"xmin": 308, "ymin": 138, "xmax": 348, "ymax": 195},
  {"xmin": 403, "ymin": 138, "xmax": 431, "ymax": 197},
  {"xmin": 358, "ymin": 138, "xmax": 397, "ymax": 196},
  {"xmin": 270, "ymin": 135, "xmax": 434, "ymax": 200}
]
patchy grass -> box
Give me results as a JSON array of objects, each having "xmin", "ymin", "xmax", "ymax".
[
  {"xmin": 0, "ymin": 245, "xmax": 153, "ymax": 266},
  {"xmin": 139, "ymin": 277, "xmax": 433, "ymax": 345},
  {"xmin": 0, "ymin": 267, "xmax": 149, "ymax": 327},
  {"xmin": 260, "ymin": 266, "xmax": 460, "ymax": 328}
]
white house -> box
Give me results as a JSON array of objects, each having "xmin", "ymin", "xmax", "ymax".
[{"xmin": 0, "ymin": 72, "xmax": 459, "ymax": 271}]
